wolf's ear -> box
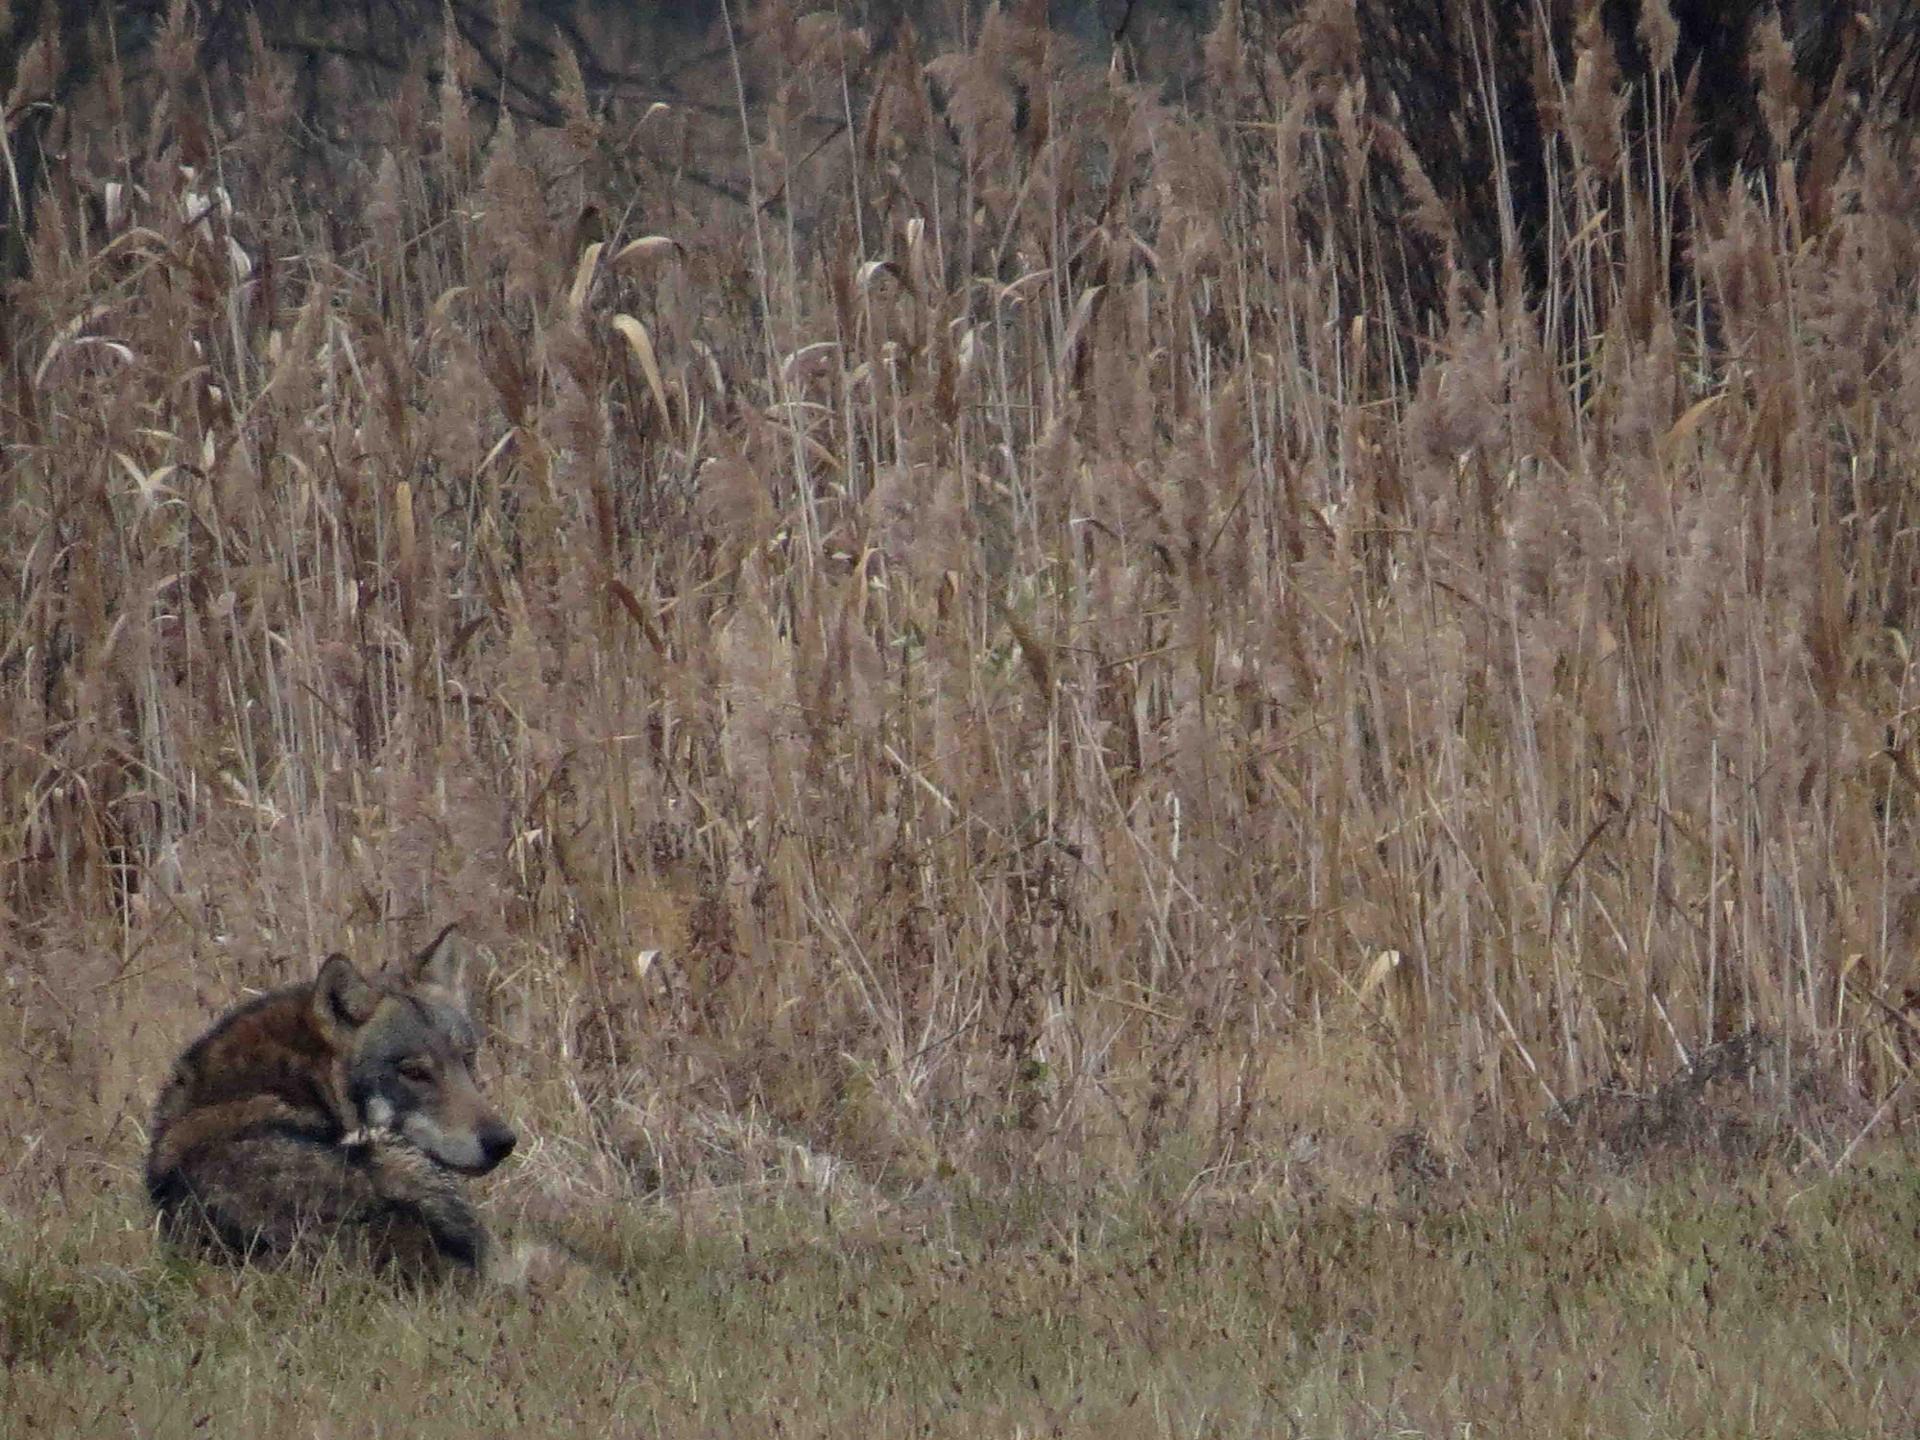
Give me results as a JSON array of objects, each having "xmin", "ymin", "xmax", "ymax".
[
  {"xmin": 312, "ymin": 953, "xmax": 378, "ymax": 1034},
  {"xmin": 410, "ymin": 923, "xmax": 469, "ymax": 996}
]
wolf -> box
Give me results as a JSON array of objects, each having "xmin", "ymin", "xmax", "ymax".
[{"xmin": 146, "ymin": 925, "xmax": 518, "ymax": 1281}]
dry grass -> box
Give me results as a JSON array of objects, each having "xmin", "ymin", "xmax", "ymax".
[
  {"xmin": 8, "ymin": 1160, "xmax": 1920, "ymax": 1437},
  {"xmin": 6, "ymin": 0, "xmax": 1920, "ymax": 1431}
]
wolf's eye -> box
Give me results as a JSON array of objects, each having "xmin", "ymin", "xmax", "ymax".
[{"xmin": 398, "ymin": 1057, "xmax": 435, "ymax": 1083}]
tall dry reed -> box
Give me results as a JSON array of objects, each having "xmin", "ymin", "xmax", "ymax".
[{"xmin": 5, "ymin": 0, "xmax": 1919, "ymax": 1205}]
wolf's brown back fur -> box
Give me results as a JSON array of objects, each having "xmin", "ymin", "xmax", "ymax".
[{"xmin": 146, "ymin": 926, "xmax": 513, "ymax": 1279}]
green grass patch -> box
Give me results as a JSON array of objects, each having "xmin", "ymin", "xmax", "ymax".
[{"xmin": 7, "ymin": 1156, "xmax": 1920, "ymax": 1437}]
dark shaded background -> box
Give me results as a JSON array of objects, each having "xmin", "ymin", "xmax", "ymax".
[{"xmin": 5, "ymin": 2, "xmax": 1917, "ymax": 302}]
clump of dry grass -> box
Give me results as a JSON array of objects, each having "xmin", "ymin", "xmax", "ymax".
[{"xmin": 4, "ymin": 0, "xmax": 1920, "ymax": 1233}]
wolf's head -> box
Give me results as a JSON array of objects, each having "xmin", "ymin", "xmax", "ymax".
[{"xmin": 310, "ymin": 927, "xmax": 517, "ymax": 1175}]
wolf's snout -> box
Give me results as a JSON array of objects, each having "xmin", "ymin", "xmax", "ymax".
[{"xmin": 478, "ymin": 1124, "xmax": 517, "ymax": 1171}]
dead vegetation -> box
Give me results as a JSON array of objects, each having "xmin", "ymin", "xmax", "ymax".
[{"xmin": 5, "ymin": 0, "xmax": 1920, "ymax": 1242}]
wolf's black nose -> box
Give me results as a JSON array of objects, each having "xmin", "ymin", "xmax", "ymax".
[{"xmin": 479, "ymin": 1125, "xmax": 517, "ymax": 1169}]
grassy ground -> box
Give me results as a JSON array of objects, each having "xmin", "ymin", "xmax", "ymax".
[{"xmin": 7, "ymin": 1154, "xmax": 1920, "ymax": 1438}]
